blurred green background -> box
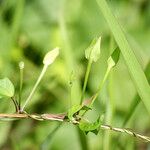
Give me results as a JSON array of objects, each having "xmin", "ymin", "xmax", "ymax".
[{"xmin": 0, "ymin": 0, "xmax": 150, "ymax": 149}]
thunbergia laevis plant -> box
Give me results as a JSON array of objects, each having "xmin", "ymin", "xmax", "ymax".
[{"xmin": 0, "ymin": 40, "xmax": 149, "ymax": 143}]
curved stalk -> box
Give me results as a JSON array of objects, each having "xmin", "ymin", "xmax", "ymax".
[{"xmin": 22, "ymin": 65, "xmax": 48, "ymax": 111}]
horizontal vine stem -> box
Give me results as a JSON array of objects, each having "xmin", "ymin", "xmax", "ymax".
[
  {"xmin": 101, "ymin": 125, "xmax": 150, "ymax": 143},
  {"xmin": 0, "ymin": 113, "xmax": 149, "ymax": 142},
  {"xmin": 0, "ymin": 113, "xmax": 65, "ymax": 121}
]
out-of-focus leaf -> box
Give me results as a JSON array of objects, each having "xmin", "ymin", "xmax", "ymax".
[
  {"xmin": 79, "ymin": 117, "xmax": 101, "ymax": 135},
  {"xmin": 69, "ymin": 71, "xmax": 76, "ymax": 87},
  {"xmin": 41, "ymin": 123, "xmax": 62, "ymax": 150},
  {"xmin": 0, "ymin": 78, "xmax": 15, "ymax": 98},
  {"xmin": 107, "ymin": 47, "xmax": 120, "ymax": 70},
  {"xmin": 85, "ymin": 37, "xmax": 101, "ymax": 62}
]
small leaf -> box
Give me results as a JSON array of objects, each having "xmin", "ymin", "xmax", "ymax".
[
  {"xmin": 107, "ymin": 47, "xmax": 120, "ymax": 70},
  {"xmin": 85, "ymin": 37, "xmax": 101, "ymax": 62},
  {"xmin": 0, "ymin": 78, "xmax": 15, "ymax": 97},
  {"xmin": 68, "ymin": 105, "xmax": 91, "ymax": 121},
  {"xmin": 68, "ymin": 105, "xmax": 82, "ymax": 120},
  {"xmin": 79, "ymin": 117, "xmax": 101, "ymax": 135},
  {"xmin": 43, "ymin": 47, "xmax": 59, "ymax": 66}
]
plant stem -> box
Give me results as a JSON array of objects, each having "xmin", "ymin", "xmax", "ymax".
[
  {"xmin": 100, "ymin": 125, "xmax": 150, "ymax": 142},
  {"xmin": 90, "ymin": 67, "xmax": 110, "ymax": 106},
  {"xmin": 0, "ymin": 112, "xmax": 149, "ymax": 142},
  {"xmin": 77, "ymin": 127, "xmax": 89, "ymax": 150},
  {"xmin": 80, "ymin": 59, "xmax": 92, "ymax": 104},
  {"xmin": 11, "ymin": 97, "xmax": 19, "ymax": 113},
  {"xmin": 18, "ymin": 63, "xmax": 24, "ymax": 110},
  {"xmin": 22, "ymin": 65, "xmax": 48, "ymax": 111},
  {"xmin": 81, "ymin": 67, "xmax": 110, "ymax": 117},
  {"xmin": 103, "ymin": 36, "xmax": 115, "ymax": 150}
]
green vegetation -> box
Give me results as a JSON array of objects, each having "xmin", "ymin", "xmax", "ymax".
[{"xmin": 0, "ymin": 0, "xmax": 150, "ymax": 149}]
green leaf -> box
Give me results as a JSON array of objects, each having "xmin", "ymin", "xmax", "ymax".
[
  {"xmin": 79, "ymin": 117, "xmax": 101, "ymax": 135},
  {"xmin": 68, "ymin": 105, "xmax": 82, "ymax": 120},
  {"xmin": 107, "ymin": 47, "xmax": 120, "ymax": 70},
  {"xmin": 68, "ymin": 105, "xmax": 91, "ymax": 121},
  {"xmin": 0, "ymin": 78, "xmax": 15, "ymax": 98},
  {"xmin": 85, "ymin": 37, "xmax": 101, "ymax": 62},
  {"xmin": 96, "ymin": 0, "xmax": 150, "ymax": 115}
]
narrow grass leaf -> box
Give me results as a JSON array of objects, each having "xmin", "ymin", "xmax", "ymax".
[
  {"xmin": 123, "ymin": 61, "xmax": 150, "ymax": 126},
  {"xmin": 96, "ymin": 0, "xmax": 150, "ymax": 115},
  {"xmin": 40, "ymin": 123, "xmax": 62, "ymax": 150}
]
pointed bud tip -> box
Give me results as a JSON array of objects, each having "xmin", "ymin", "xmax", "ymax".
[
  {"xmin": 43, "ymin": 47, "xmax": 60, "ymax": 66},
  {"xmin": 19, "ymin": 61, "xmax": 25, "ymax": 69},
  {"xmin": 107, "ymin": 47, "xmax": 120, "ymax": 69},
  {"xmin": 85, "ymin": 36, "xmax": 101, "ymax": 62}
]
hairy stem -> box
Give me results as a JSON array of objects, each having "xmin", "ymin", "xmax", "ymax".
[{"xmin": 0, "ymin": 112, "xmax": 149, "ymax": 142}]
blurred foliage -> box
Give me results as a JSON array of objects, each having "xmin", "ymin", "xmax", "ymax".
[{"xmin": 0, "ymin": 0, "xmax": 150, "ymax": 149}]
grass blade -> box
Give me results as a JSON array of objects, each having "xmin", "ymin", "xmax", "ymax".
[
  {"xmin": 96, "ymin": 0, "xmax": 150, "ymax": 115},
  {"xmin": 77, "ymin": 127, "xmax": 89, "ymax": 150},
  {"xmin": 40, "ymin": 123, "xmax": 62, "ymax": 150},
  {"xmin": 123, "ymin": 61, "xmax": 150, "ymax": 126}
]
